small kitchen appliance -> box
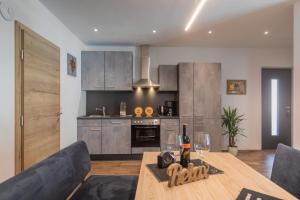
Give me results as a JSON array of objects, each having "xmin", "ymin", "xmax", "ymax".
[
  {"xmin": 165, "ymin": 101, "xmax": 177, "ymax": 116},
  {"xmin": 120, "ymin": 101, "xmax": 127, "ymax": 116}
]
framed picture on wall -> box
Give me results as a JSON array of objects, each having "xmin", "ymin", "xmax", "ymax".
[
  {"xmin": 227, "ymin": 80, "xmax": 246, "ymax": 95},
  {"xmin": 67, "ymin": 53, "xmax": 77, "ymax": 77}
]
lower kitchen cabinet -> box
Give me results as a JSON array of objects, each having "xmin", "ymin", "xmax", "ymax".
[
  {"xmin": 101, "ymin": 119, "xmax": 131, "ymax": 154},
  {"xmin": 77, "ymin": 120, "xmax": 102, "ymax": 154},
  {"xmin": 160, "ymin": 119, "xmax": 180, "ymax": 151}
]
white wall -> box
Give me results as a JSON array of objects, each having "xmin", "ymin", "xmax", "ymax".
[
  {"xmin": 293, "ymin": 1, "xmax": 300, "ymax": 149},
  {"xmin": 0, "ymin": 0, "xmax": 85, "ymax": 182},
  {"xmin": 149, "ymin": 47, "xmax": 293, "ymax": 150}
]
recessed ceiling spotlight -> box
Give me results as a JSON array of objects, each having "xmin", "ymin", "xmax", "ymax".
[
  {"xmin": 93, "ymin": 28, "xmax": 99, "ymax": 32},
  {"xmin": 208, "ymin": 30, "xmax": 213, "ymax": 34},
  {"xmin": 264, "ymin": 31, "xmax": 269, "ymax": 35},
  {"xmin": 152, "ymin": 30, "xmax": 157, "ymax": 34},
  {"xmin": 185, "ymin": 0, "xmax": 208, "ymax": 31}
]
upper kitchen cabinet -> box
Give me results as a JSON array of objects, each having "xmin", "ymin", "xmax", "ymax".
[
  {"xmin": 194, "ymin": 63, "xmax": 221, "ymax": 117},
  {"xmin": 158, "ymin": 65, "xmax": 178, "ymax": 91},
  {"xmin": 178, "ymin": 63, "xmax": 194, "ymax": 117},
  {"xmin": 105, "ymin": 51, "xmax": 133, "ymax": 91},
  {"xmin": 81, "ymin": 51, "xmax": 105, "ymax": 90}
]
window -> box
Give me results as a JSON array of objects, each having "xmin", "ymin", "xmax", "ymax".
[{"xmin": 271, "ymin": 79, "xmax": 279, "ymax": 136}]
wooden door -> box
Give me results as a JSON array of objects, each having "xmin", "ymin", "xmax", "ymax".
[
  {"xmin": 105, "ymin": 51, "xmax": 133, "ymax": 91},
  {"xmin": 15, "ymin": 22, "xmax": 60, "ymax": 172},
  {"xmin": 178, "ymin": 63, "xmax": 194, "ymax": 117},
  {"xmin": 81, "ymin": 51, "xmax": 105, "ymax": 90}
]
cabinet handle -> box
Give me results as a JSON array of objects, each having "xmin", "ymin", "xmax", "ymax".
[
  {"xmin": 89, "ymin": 128, "xmax": 101, "ymax": 131},
  {"xmin": 111, "ymin": 121, "xmax": 121, "ymax": 124}
]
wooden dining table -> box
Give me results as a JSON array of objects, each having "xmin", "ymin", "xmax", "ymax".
[{"xmin": 135, "ymin": 152, "xmax": 297, "ymax": 200}]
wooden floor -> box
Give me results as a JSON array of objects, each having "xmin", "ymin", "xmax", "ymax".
[{"xmin": 91, "ymin": 150, "xmax": 275, "ymax": 178}]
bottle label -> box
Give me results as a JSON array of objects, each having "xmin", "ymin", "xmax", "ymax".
[{"xmin": 181, "ymin": 144, "xmax": 191, "ymax": 149}]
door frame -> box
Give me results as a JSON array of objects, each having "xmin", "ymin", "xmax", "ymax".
[
  {"xmin": 261, "ymin": 67, "xmax": 293, "ymax": 149},
  {"xmin": 15, "ymin": 21, "xmax": 24, "ymax": 174},
  {"xmin": 15, "ymin": 21, "xmax": 60, "ymax": 174}
]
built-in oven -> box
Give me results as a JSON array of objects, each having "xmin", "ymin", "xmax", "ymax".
[{"xmin": 131, "ymin": 119, "xmax": 160, "ymax": 147}]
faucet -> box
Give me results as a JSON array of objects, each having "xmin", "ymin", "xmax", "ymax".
[{"xmin": 96, "ymin": 106, "xmax": 106, "ymax": 116}]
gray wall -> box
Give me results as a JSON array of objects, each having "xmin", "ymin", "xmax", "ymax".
[{"xmin": 86, "ymin": 91, "xmax": 178, "ymax": 116}]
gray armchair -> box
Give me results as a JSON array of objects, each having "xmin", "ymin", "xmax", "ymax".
[{"xmin": 271, "ymin": 143, "xmax": 300, "ymax": 199}]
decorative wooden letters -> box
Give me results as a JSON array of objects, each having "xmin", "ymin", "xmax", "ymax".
[{"xmin": 167, "ymin": 163, "xmax": 209, "ymax": 187}]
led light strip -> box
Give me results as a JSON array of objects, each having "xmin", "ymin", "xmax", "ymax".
[{"xmin": 185, "ymin": 0, "xmax": 207, "ymax": 31}]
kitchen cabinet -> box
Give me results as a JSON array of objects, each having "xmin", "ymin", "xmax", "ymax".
[
  {"xmin": 101, "ymin": 119, "xmax": 131, "ymax": 154},
  {"xmin": 178, "ymin": 63, "xmax": 194, "ymax": 117},
  {"xmin": 81, "ymin": 51, "xmax": 105, "ymax": 90},
  {"xmin": 179, "ymin": 117, "xmax": 194, "ymax": 151},
  {"xmin": 158, "ymin": 65, "xmax": 178, "ymax": 91},
  {"xmin": 105, "ymin": 51, "xmax": 133, "ymax": 91},
  {"xmin": 194, "ymin": 63, "xmax": 221, "ymax": 117},
  {"xmin": 77, "ymin": 119, "xmax": 102, "ymax": 154},
  {"xmin": 178, "ymin": 62, "xmax": 222, "ymax": 151},
  {"xmin": 193, "ymin": 116, "xmax": 222, "ymax": 152},
  {"xmin": 160, "ymin": 119, "xmax": 180, "ymax": 151}
]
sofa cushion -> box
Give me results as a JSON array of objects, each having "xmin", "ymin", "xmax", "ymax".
[
  {"xmin": 0, "ymin": 141, "xmax": 91, "ymax": 200},
  {"xmin": 71, "ymin": 175, "xmax": 138, "ymax": 200}
]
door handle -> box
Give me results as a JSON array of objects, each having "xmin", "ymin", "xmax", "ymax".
[
  {"xmin": 57, "ymin": 112, "xmax": 63, "ymax": 116},
  {"xmin": 56, "ymin": 112, "xmax": 62, "ymax": 122},
  {"xmin": 285, "ymin": 106, "xmax": 291, "ymax": 114}
]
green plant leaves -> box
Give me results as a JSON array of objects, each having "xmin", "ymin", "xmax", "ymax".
[{"xmin": 222, "ymin": 106, "xmax": 245, "ymax": 147}]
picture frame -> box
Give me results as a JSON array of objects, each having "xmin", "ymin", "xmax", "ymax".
[
  {"xmin": 227, "ymin": 80, "xmax": 246, "ymax": 95},
  {"xmin": 67, "ymin": 53, "xmax": 77, "ymax": 77}
]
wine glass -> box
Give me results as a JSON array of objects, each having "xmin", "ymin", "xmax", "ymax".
[
  {"xmin": 165, "ymin": 132, "xmax": 179, "ymax": 154},
  {"xmin": 194, "ymin": 132, "xmax": 210, "ymax": 163}
]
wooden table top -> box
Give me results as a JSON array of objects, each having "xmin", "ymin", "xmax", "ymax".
[{"xmin": 135, "ymin": 152, "xmax": 297, "ymax": 200}]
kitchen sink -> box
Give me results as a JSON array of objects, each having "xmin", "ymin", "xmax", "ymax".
[{"xmin": 87, "ymin": 115, "xmax": 110, "ymax": 118}]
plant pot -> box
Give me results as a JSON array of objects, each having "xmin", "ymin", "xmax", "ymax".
[{"xmin": 228, "ymin": 146, "xmax": 238, "ymax": 156}]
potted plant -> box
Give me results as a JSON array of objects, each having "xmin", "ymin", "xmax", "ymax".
[{"xmin": 222, "ymin": 106, "xmax": 245, "ymax": 156}]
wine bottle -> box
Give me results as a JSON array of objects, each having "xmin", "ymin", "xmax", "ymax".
[{"xmin": 180, "ymin": 124, "xmax": 190, "ymax": 167}]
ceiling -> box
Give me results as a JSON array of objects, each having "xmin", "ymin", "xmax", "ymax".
[{"xmin": 40, "ymin": 0, "xmax": 295, "ymax": 48}]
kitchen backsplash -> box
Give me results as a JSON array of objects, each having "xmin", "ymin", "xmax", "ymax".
[{"xmin": 86, "ymin": 91, "xmax": 178, "ymax": 116}]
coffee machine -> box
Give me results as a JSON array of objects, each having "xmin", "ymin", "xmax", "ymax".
[{"xmin": 164, "ymin": 101, "xmax": 177, "ymax": 116}]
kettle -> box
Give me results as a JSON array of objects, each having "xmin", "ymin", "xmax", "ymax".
[{"xmin": 158, "ymin": 105, "xmax": 167, "ymax": 116}]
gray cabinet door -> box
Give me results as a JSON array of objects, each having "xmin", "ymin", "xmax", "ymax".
[
  {"xmin": 194, "ymin": 117, "xmax": 222, "ymax": 152},
  {"xmin": 81, "ymin": 51, "xmax": 105, "ymax": 90},
  {"xmin": 160, "ymin": 119, "xmax": 180, "ymax": 151},
  {"xmin": 178, "ymin": 63, "xmax": 194, "ymax": 117},
  {"xmin": 102, "ymin": 119, "xmax": 131, "ymax": 154},
  {"xmin": 105, "ymin": 51, "xmax": 133, "ymax": 91},
  {"xmin": 77, "ymin": 119, "xmax": 102, "ymax": 154},
  {"xmin": 194, "ymin": 63, "xmax": 221, "ymax": 117},
  {"xmin": 180, "ymin": 117, "xmax": 194, "ymax": 151},
  {"xmin": 159, "ymin": 65, "xmax": 178, "ymax": 91}
]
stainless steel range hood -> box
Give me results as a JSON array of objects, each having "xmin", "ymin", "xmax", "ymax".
[{"xmin": 132, "ymin": 45, "xmax": 160, "ymax": 89}]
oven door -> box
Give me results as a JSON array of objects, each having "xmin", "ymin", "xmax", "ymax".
[{"xmin": 131, "ymin": 125, "xmax": 160, "ymax": 147}]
